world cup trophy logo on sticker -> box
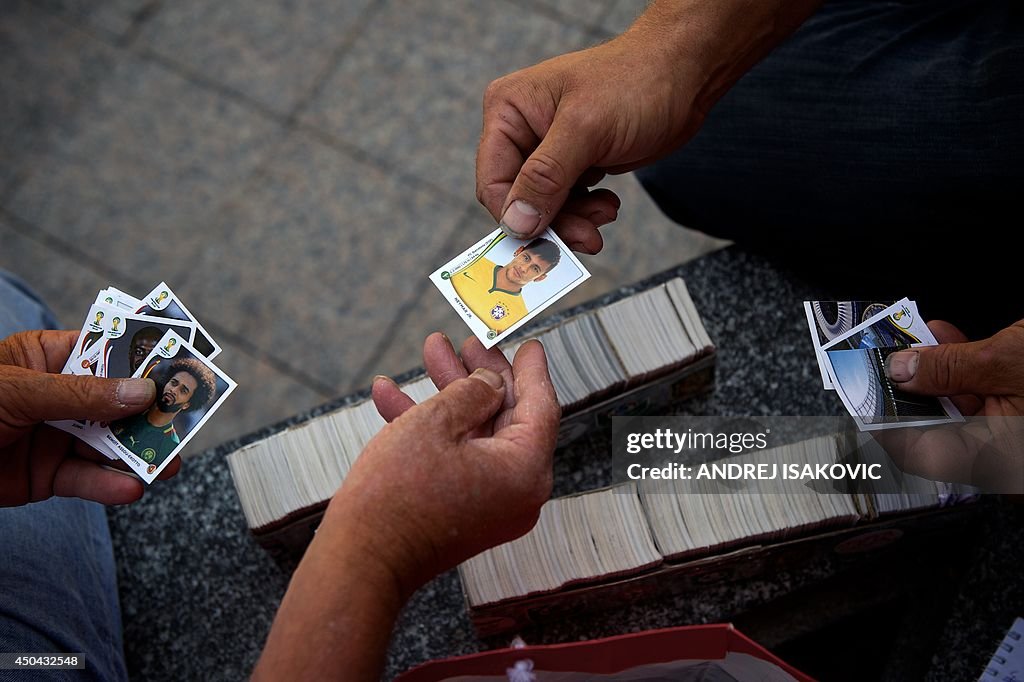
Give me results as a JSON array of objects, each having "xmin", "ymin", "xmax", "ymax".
[
  {"xmin": 891, "ymin": 305, "xmax": 914, "ymax": 329},
  {"xmin": 162, "ymin": 338, "xmax": 177, "ymax": 354},
  {"xmin": 156, "ymin": 291, "xmax": 169, "ymax": 305},
  {"xmin": 112, "ymin": 317, "xmax": 121, "ymax": 332},
  {"xmin": 93, "ymin": 311, "xmax": 104, "ymax": 326}
]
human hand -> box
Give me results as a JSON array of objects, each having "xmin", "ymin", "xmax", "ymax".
[
  {"xmin": 477, "ymin": 32, "xmax": 692, "ymax": 253},
  {"xmin": 477, "ymin": 0, "xmax": 820, "ymax": 251},
  {"xmin": 323, "ymin": 333, "xmax": 560, "ymax": 598},
  {"xmin": 878, "ymin": 320, "xmax": 1024, "ymax": 492},
  {"xmin": 0, "ymin": 330, "xmax": 175, "ymax": 506}
]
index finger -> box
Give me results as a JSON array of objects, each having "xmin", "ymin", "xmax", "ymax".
[
  {"xmin": 0, "ymin": 330, "xmax": 79, "ymax": 373},
  {"xmin": 476, "ymin": 99, "xmax": 537, "ymax": 220},
  {"xmin": 461, "ymin": 336, "xmax": 514, "ymax": 413},
  {"xmin": 42, "ymin": 330, "xmax": 82, "ymax": 373},
  {"xmin": 423, "ymin": 333, "xmax": 468, "ymax": 390}
]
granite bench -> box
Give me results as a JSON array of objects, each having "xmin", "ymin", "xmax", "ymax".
[{"xmin": 107, "ymin": 246, "xmax": 1023, "ymax": 681}]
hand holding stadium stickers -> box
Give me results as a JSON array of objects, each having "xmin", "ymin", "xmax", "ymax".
[
  {"xmin": 49, "ymin": 283, "xmax": 235, "ymax": 484},
  {"xmin": 804, "ymin": 298, "xmax": 962, "ymax": 430},
  {"xmin": 430, "ymin": 227, "xmax": 590, "ymax": 349}
]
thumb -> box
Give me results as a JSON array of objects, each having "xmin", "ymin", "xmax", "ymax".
[
  {"xmin": 2, "ymin": 366, "xmax": 155, "ymax": 426},
  {"xmin": 885, "ymin": 340, "xmax": 999, "ymax": 397},
  {"xmin": 499, "ymin": 111, "xmax": 599, "ymax": 240},
  {"xmin": 420, "ymin": 368, "xmax": 505, "ymax": 439}
]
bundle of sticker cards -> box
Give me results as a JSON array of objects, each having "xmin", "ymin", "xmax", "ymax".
[
  {"xmin": 430, "ymin": 226, "xmax": 590, "ymax": 349},
  {"xmin": 48, "ymin": 283, "xmax": 237, "ymax": 484},
  {"xmin": 804, "ymin": 298, "xmax": 962, "ymax": 431}
]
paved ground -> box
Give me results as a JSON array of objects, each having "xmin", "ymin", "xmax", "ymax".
[{"xmin": 1, "ymin": 0, "xmax": 726, "ymax": 454}]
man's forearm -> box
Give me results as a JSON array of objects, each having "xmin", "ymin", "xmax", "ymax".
[
  {"xmin": 627, "ymin": 0, "xmax": 823, "ymax": 114},
  {"xmin": 252, "ymin": 511, "xmax": 407, "ymax": 682}
]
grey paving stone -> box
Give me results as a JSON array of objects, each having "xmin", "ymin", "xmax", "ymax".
[
  {"xmin": 137, "ymin": 0, "xmax": 375, "ymax": 115},
  {"xmin": 7, "ymin": 54, "xmax": 283, "ymax": 269},
  {"xmin": 157, "ymin": 130, "xmax": 466, "ymax": 393},
  {"xmin": 366, "ymin": 284, "xmax": 487, "ymax": 386},
  {"xmin": 0, "ymin": 1, "xmax": 118, "ymax": 196},
  {"xmin": 302, "ymin": 0, "xmax": 590, "ymax": 199},
  {"xmin": 0, "ymin": 218, "xmax": 115, "ymax": 330},
  {"xmin": 602, "ymin": 0, "xmax": 647, "ymax": 35},
  {"xmin": 595, "ymin": 172, "xmax": 730, "ymax": 282},
  {"xmin": 530, "ymin": 0, "xmax": 618, "ymax": 29},
  {"xmin": 31, "ymin": 0, "xmax": 153, "ymax": 38}
]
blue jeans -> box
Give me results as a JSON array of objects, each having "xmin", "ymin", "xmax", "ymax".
[
  {"xmin": 637, "ymin": 0, "xmax": 1023, "ymax": 340},
  {"xmin": 0, "ymin": 272, "xmax": 127, "ymax": 681}
]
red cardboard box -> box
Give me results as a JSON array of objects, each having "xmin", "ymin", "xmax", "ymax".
[{"xmin": 396, "ymin": 623, "xmax": 813, "ymax": 681}]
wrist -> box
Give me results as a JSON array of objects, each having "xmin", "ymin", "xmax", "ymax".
[
  {"xmin": 254, "ymin": 494, "xmax": 408, "ymax": 680},
  {"xmin": 320, "ymin": 489, "xmax": 430, "ymax": 604},
  {"xmin": 624, "ymin": 0, "xmax": 821, "ymax": 109}
]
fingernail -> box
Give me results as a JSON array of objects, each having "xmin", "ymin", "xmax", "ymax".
[
  {"xmin": 470, "ymin": 368, "xmax": 504, "ymax": 390},
  {"xmin": 373, "ymin": 374, "xmax": 395, "ymax": 386},
  {"xmin": 499, "ymin": 200, "xmax": 541, "ymax": 239},
  {"xmin": 117, "ymin": 378, "xmax": 155, "ymax": 407},
  {"xmin": 569, "ymin": 241, "xmax": 591, "ymax": 254},
  {"xmin": 885, "ymin": 351, "xmax": 919, "ymax": 383}
]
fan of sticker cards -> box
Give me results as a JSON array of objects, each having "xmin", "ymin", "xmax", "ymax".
[
  {"xmin": 804, "ymin": 298, "xmax": 962, "ymax": 431},
  {"xmin": 48, "ymin": 283, "xmax": 236, "ymax": 484}
]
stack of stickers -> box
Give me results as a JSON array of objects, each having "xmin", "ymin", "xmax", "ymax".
[
  {"xmin": 228, "ymin": 276, "xmax": 714, "ymax": 538},
  {"xmin": 804, "ymin": 298, "xmax": 961, "ymax": 430},
  {"xmin": 460, "ymin": 435, "xmax": 862, "ymax": 608},
  {"xmin": 49, "ymin": 283, "xmax": 236, "ymax": 484}
]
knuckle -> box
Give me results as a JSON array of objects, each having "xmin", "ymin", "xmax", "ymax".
[
  {"xmin": 929, "ymin": 344, "xmax": 962, "ymax": 391},
  {"xmin": 430, "ymin": 383, "xmax": 472, "ymax": 435},
  {"xmin": 475, "ymin": 181, "xmax": 502, "ymax": 213},
  {"xmin": 0, "ymin": 369, "xmax": 36, "ymax": 427},
  {"xmin": 59, "ymin": 372, "xmax": 112, "ymax": 414},
  {"xmin": 0, "ymin": 331, "xmax": 32, "ymax": 366},
  {"xmin": 482, "ymin": 78, "xmax": 504, "ymax": 108},
  {"xmin": 561, "ymin": 102, "xmax": 601, "ymax": 137},
  {"xmin": 63, "ymin": 375, "xmax": 100, "ymax": 407},
  {"xmin": 482, "ymin": 75, "xmax": 518, "ymax": 111},
  {"xmin": 520, "ymin": 152, "xmax": 568, "ymax": 197}
]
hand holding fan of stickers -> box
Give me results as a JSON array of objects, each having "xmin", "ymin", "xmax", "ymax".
[
  {"xmin": 804, "ymin": 298, "xmax": 961, "ymax": 430},
  {"xmin": 48, "ymin": 283, "xmax": 236, "ymax": 484}
]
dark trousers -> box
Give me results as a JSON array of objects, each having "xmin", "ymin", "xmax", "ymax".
[{"xmin": 638, "ymin": 0, "xmax": 1023, "ymax": 339}]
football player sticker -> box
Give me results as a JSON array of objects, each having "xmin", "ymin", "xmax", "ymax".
[{"xmin": 430, "ymin": 226, "xmax": 590, "ymax": 349}]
